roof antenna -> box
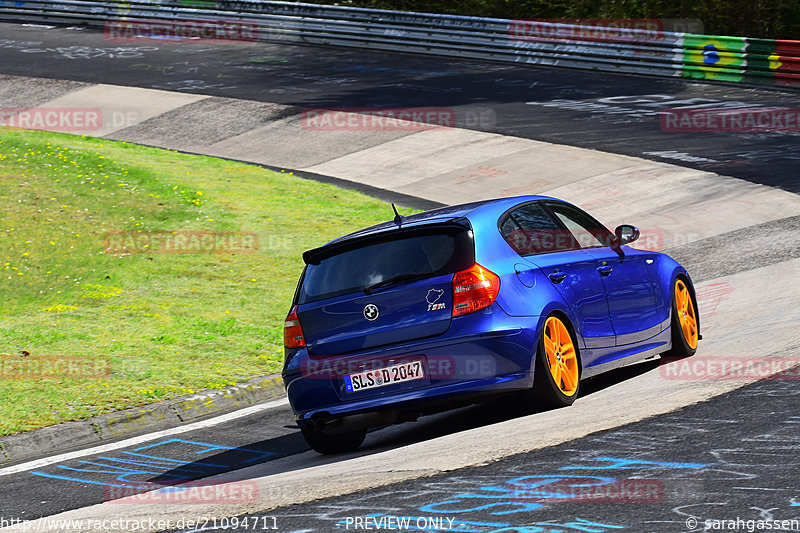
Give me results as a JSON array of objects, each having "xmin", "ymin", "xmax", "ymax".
[{"xmin": 391, "ymin": 203, "xmax": 404, "ymax": 226}]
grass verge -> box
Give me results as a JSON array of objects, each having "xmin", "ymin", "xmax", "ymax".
[{"xmin": 0, "ymin": 127, "xmax": 410, "ymax": 436}]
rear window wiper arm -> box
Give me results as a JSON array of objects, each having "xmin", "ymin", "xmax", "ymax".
[{"xmin": 363, "ymin": 272, "xmax": 433, "ymax": 295}]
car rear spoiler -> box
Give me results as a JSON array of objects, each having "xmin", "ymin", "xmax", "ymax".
[{"xmin": 302, "ymin": 219, "xmax": 472, "ymax": 265}]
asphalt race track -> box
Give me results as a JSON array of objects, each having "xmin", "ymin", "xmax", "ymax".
[
  {"xmin": 0, "ymin": 19, "xmax": 799, "ymax": 533},
  {"xmin": 0, "ymin": 23, "xmax": 799, "ymax": 193},
  {"xmin": 0, "ymin": 363, "xmax": 664, "ymax": 522},
  {"xmin": 194, "ymin": 376, "xmax": 800, "ymax": 533}
]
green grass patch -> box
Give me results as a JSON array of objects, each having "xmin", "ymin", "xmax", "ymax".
[{"xmin": 0, "ymin": 127, "xmax": 413, "ymax": 436}]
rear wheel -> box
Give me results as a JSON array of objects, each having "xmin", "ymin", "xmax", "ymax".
[
  {"xmin": 664, "ymin": 277, "xmax": 699, "ymax": 358},
  {"xmin": 532, "ymin": 315, "xmax": 580, "ymax": 408},
  {"xmin": 300, "ymin": 424, "xmax": 366, "ymax": 455}
]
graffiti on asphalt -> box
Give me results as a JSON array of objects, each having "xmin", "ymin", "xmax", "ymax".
[
  {"xmin": 266, "ymin": 386, "xmax": 800, "ymax": 533},
  {"xmin": 0, "ymin": 39, "xmax": 43, "ymax": 49},
  {"xmin": 19, "ymin": 45, "xmax": 158, "ymax": 60},
  {"xmin": 31, "ymin": 439, "xmax": 275, "ymax": 488}
]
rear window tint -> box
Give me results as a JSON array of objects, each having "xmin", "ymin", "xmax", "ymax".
[{"xmin": 299, "ymin": 229, "xmax": 474, "ymax": 304}]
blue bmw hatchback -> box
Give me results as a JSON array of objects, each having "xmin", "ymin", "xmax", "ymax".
[{"xmin": 282, "ymin": 196, "xmax": 699, "ymax": 453}]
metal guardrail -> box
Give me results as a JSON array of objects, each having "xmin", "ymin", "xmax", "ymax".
[{"xmin": 1, "ymin": 0, "xmax": 798, "ymax": 88}]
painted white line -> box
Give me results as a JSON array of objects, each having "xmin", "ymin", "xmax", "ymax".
[{"xmin": 0, "ymin": 397, "xmax": 289, "ymax": 477}]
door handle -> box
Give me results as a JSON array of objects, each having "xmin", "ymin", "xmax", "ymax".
[
  {"xmin": 598, "ymin": 265, "xmax": 613, "ymax": 276},
  {"xmin": 548, "ymin": 269, "xmax": 567, "ymax": 284}
]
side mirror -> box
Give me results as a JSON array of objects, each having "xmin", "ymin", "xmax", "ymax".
[{"xmin": 614, "ymin": 224, "xmax": 640, "ymax": 246}]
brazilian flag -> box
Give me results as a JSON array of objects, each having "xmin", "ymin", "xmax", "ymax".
[{"xmin": 682, "ymin": 34, "xmax": 747, "ymax": 82}]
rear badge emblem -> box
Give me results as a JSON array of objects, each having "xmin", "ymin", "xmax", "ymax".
[
  {"xmin": 364, "ymin": 303, "xmax": 379, "ymax": 321},
  {"xmin": 426, "ymin": 288, "xmax": 446, "ymax": 311}
]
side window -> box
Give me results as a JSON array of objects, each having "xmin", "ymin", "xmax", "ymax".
[
  {"xmin": 545, "ymin": 201, "xmax": 614, "ymax": 249},
  {"xmin": 500, "ymin": 203, "xmax": 578, "ymax": 255}
]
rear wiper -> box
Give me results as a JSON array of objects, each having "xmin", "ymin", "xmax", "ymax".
[{"xmin": 363, "ymin": 273, "xmax": 433, "ymax": 295}]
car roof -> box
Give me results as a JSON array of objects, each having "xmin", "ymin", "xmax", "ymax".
[{"xmin": 318, "ymin": 195, "xmax": 557, "ymax": 246}]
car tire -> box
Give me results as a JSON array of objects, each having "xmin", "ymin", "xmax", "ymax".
[
  {"xmin": 531, "ymin": 314, "xmax": 580, "ymax": 408},
  {"xmin": 663, "ymin": 277, "xmax": 699, "ymax": 358},
  {"xmin": 300, "ymin": 424, "xmax": 367, "ymax": 455}
]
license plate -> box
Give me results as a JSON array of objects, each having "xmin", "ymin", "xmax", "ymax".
[{"xmin": 343, "ymin": 360, "xmax": 425, "ymax": 393}]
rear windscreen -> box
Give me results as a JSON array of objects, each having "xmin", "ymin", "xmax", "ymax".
[{"xmin": 298, "ymin": 228, "xmax": 474, "ymax": 304}]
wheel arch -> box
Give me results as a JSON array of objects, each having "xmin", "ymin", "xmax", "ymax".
[
  {"xmin": 672, "ymin": 270, "xmax": 701, "ymax": 338},
  {"xmin": 531, "ymin": 306, "xmax": 584, "ymax": 379}
]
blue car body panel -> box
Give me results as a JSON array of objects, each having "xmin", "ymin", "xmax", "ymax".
[
  {"xmin": 284, "ymin": 305, "xmax": 538, "ymax": 419},
  {"xmin": 524, "ymin": 249, "xmax": 615, "ymax": 348},
  {"xmin": 299, "ymin": 273, "xmax": 454, "ymax": 357},
  {"xmin": 283, "ymin": 195, "xmax": 697, "ymax": 426}
]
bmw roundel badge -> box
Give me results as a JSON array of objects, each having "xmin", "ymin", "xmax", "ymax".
[{"xmin": 363, "ymin": 303, "xmax": 379, "ymax": 321}]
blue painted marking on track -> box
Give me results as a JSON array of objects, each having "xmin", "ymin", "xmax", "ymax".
[
  {"xmin": 119, "ymin": 451, "xmax": 230, "ymax": 468},
  {"xmin": 30, "ymin": 472, "xmax": 148, "ymax": 488},
  {"xmin": 419, "ymin": 499, "xmax": 541, "ymax": 516},
  {"xmin": 133, "ymin": 439, "xmax": 276, "ymax": 463},
  {"xmin": 94, "ymin": 456, "xmax": 212, "ymax": 474},
  {"xmin": 31, "ymin": 439, "xmax": 277, "ymax": 486},
  {"xmin": 559, "ymin": 457, "xmax": 709, "ymax": 470}
]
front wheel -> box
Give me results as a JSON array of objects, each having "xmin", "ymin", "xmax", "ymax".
[
  {"xmin": 531, "ymin": 314, "xmax": 580, "ymax": 408},
  {"xmin": 663, "ymin": 277, "xmax": 699, "ymax": 358},
  {"xmin": 300, "ymin": 424, "xmax": 366, "ymax": 455}
]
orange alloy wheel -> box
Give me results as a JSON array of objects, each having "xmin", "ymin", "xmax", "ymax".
[
  {"xmin": 675, "ymin": 279, "xmax": 698, "ymax": 349},
  {"xmin": 543, "ymin": 316, "xmax": 579, "ymax": 396}
]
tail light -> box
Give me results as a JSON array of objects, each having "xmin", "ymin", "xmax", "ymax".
[
  {"xmin": 452, "ymin": 263, "xmax": 500, "ymax": 317},
  {"xmin": 283, "ymin": 305, "xmax": 306, "ymax": 349}
]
